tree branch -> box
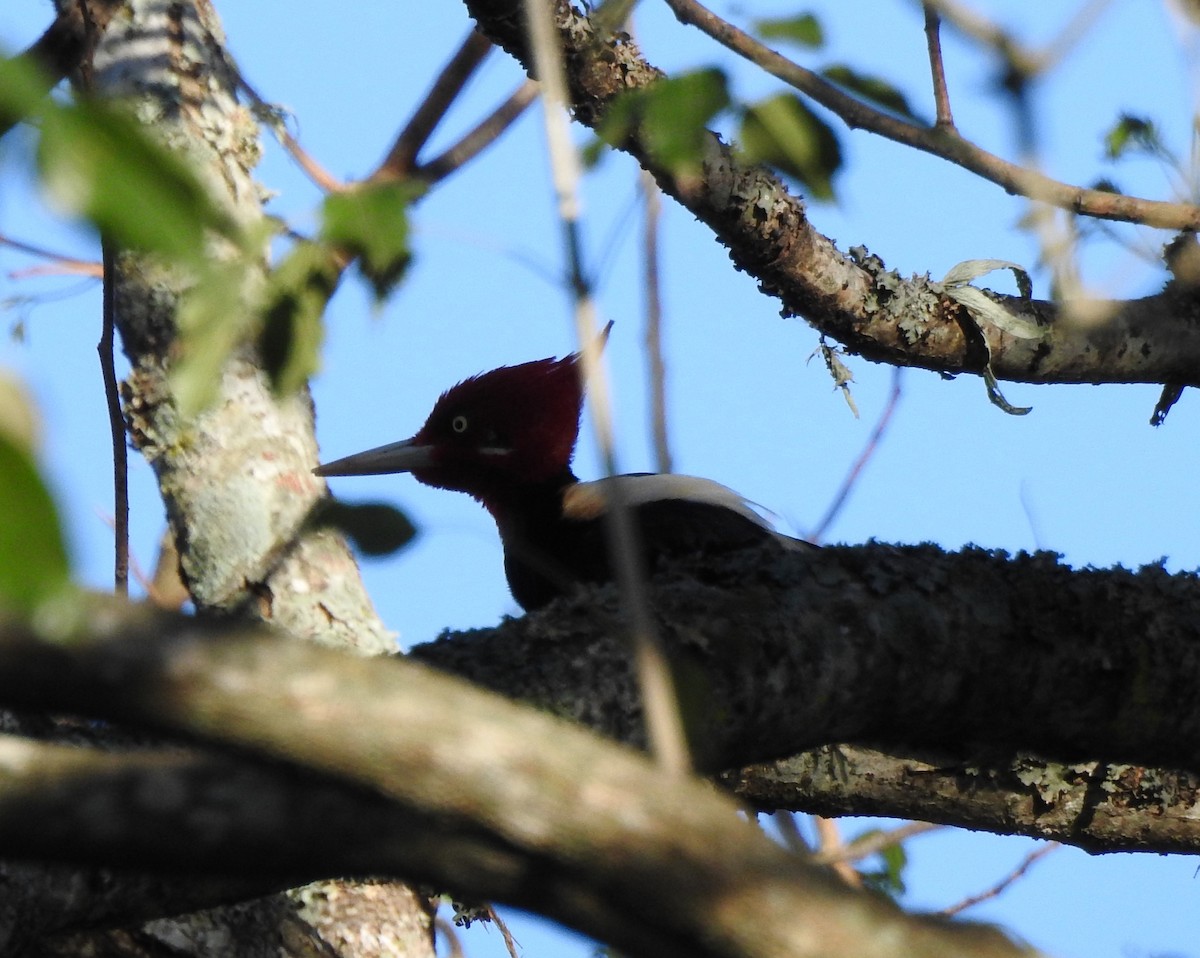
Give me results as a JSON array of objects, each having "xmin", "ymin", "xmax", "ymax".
[
  {"xmin": 726, "ymin": 743, "xmax": 1200, "ymax": 855},
  {"xmin": 0, "ymin": 598, "xmax": 1040, "ymax": 958},
  {"xmin": 460, "ymin": 0, "xmax": 1200, "ymax": 388},
  {"xmin": 664, "ymin": 0, "xmax": 1195, "ymax": 231},
  {"xmin": 412, "ymin": 544, "xmax": 1200, "ymax": 777}
]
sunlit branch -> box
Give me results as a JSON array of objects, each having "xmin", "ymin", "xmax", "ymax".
[
  {"xmin": 373, "ymin": 30, "xmax": 494, "ymax": 181},
  {"xmin": 663, "ymin": 0, "xmax": 1200, "ymax": 230},
  {"xmin": 0, "ymin": 233, "xmax": 102, "ymax": 277},
  {"xmin": 417, "ymin": 79, "xmax": 539, "ymax": 184},
  {"xmin": 640, "ymin": 169, "xmax": 672, "ymax": 474},
  {"xmin": 231, "ymin": 71, "xmax": 345, "ymax": 192},
  {"xmin": 812, "ymin": 821, "xmax": 942, "ymax": 867},
  {"xmin": 922, "ymin": 4, "xmax": 955, "ymax": 129}
]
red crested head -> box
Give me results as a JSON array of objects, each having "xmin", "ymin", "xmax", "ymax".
[
  {"xmin": 315, "ymin": 326, "xmax": 612, "ymax": 507},
  {"xmin": 407, "ymin": 350, "xmax": 586, "ymax": 493}
]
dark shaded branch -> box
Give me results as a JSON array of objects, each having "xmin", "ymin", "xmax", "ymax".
[
  {"xmin": 3, "ymin": 544, "xmax": 1198, "ymax": 859},
  {"xmin": 460, "ymin": 0, "xmax": 1200, "ymax": 388},
  {"xmin": 99, "ymin": 239, "xmax": 128, "ymax": 595},
  {"xmin": 413, "ymin": 544, "xmax": 1200, "ymax": 777},
  {"xmin": 0, "ymin": 598, "xmax": 1034, "ymax": 958}
]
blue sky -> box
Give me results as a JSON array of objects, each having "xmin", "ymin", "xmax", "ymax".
[{"xmin": 2, "ymin": 2, "xmax": 1198, "ymax": 956}]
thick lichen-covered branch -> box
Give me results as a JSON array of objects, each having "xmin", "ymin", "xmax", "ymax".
[{"xmin": 460, "ymin": 0, "xmax": 1200, "ymax": 387}]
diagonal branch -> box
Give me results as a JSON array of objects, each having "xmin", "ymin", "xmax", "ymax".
[
  {"xmin": 663, "ymin": 0, "xmax": 1197, "ymax": 231},
  {"xmin": 372, "ymin": 29, "xmax": 495, "ymax": 181},
  {"xmin": 0, "ymin": 596, "xmax": 1038, "ymax": 958},
  {"xmin": 462, "ymin": 0, "xmax": 1200, "ymax": 390}
]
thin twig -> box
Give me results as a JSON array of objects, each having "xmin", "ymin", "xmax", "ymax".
[
  {"xmin": 771, "ymin": 810, "xmax": 811, "ymax": 854},
  {"xmin": 924, "ymin": 0, "xmax": 1113, "ymax": 80},
  {"xmin": 485, "ymin": 905, "xmax": 521, "ymax": 958},
  {"xmin": 0, "ymin": 233, "xmax": 102, "ymax": 276},
  {"xmin": 232, "ymin": 71, "xmax": 345, "ymax": 192},
  {"xmin": 940, "ymin": 842, "xmax": 1061, "ymax": 917},
  {"xmin": 922, "ymin": 4, "xmax": 955, "ymax": 129},
  {"xmin": 433, "ymin": 917, "xmax": 466, "ymax": 958},
  {"xmin": 417, "ymin": 80, "xmax": 539, "ymax": 184},
  {"xmin": 812, "ymin": 820, "xmax": 942, "ymax": 867},
  {"xmin": 522, "ymin": 0, "xmax": 691, "ymax": 776},
  {"xmin": 813, "ymin": 817, "xmax": 862, "ymax": 887},
  {"xmin": 373, "ymin": 30, "xmax": 494, "ymax": 182},
  {"xmin": 99, "ymin": 240, "xmax": 128, "ymax": 596},
  {"xmin": 641, "ymin": 169, "xmax": 672, "ymax": 474},
  {"xmin": 809, "ymin": 367, "xmax": 903, "ymax": 544},
  {"xmin": 663, "ymin": 0, "xmax": 1200, "ymax": 230}
]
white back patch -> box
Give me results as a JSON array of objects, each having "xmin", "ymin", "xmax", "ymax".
[{"xmin": 562, "ymin": 474, "xmax": 774, "ymax": 529}]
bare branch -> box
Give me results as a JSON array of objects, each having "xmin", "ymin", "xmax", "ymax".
[
  {"xmin": 940, "ymin": 844, "xmax": 1061, "ymax": 917},
  {"xmin": 417, "ymin": 80, "xmax": 538, "ymax": 184},
  {"xmin": 641, "ymin": 169, "xmax": 673, "ymax": 473},
  {"xmin": 809, "ymin": 367, "xmax": 903, "ymax": 543},
  {"xmin": 372, "ymin": 30, "xmax": 494, "ymax": 181},
  {"xmin": 0, "ymin": 600, "xmax": 1039, "ymax": 958},
  {"xmin": 463, "ymin": 0, "xmax": 1200, "ymax": 388},
  {"xmin": 922, "ymin": 4, "xmax": 956, "ymax": 129},
  {"xmin": 0, "ymin": 233, "xmax": 102, "ymax": 277},
  {"xmin": 230, "ymin": 69, "xmax": 346, "ymax": 192},
  {"xmin": 99, "ymin": 241, "xmax": 128, "ymax": 597},
  {"xmin": 728, "ymin": 744, "xmax": 1200, "ymax": 856},
  {"xmin": 813, "ymin": 821, "xmax": 943, "ymax": 867},
  {"xmin": 662, "ymin": 0, "xmax": 1198, "ymax": 230}
]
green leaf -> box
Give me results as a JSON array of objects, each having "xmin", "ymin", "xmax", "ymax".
[
  {"xmin": 0, "ymin": 431, "xmax": 70, "ymax": 616},
  {"xmin": 754, "ymin": 13, "xmax": 824, "ymax": 48},
  {"xmin": 821, "ymin": 65, "xmax": 920, "ymax": 122},
  {"xmin": 594, "ymin": 68, "xmax": 730, "ymax": 175},
  {"xmin": 258, "ymin": 241, "xmax": 342, "ymax": 398},
  {"xmin": 38, "ymin": 100, "xmax": 237, "ymax": 259},
  {"xmin": 321, "ymin": 181, "xmax": 419, "ymax": 301},
  {"xmin": 317, "ymin": 500, "xmax": 417, "ymax": 557},
  {"xmin": 859, "ymin": 836, "xmax": 908, "ymax": 899},
  {"xmin": 0, "ymin": 51, "xmax": 55, "ymax": 136},
  {"xmin": 738, "ymin": 93, "xmax": 842, "ymax": 200},
  {"xmin": 1103, "ymin": 113, "xmax": 1167, "ymax": 161}
]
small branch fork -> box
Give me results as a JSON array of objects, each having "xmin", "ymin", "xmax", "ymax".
[
  {"xmin": 662, "ymin": 0, "xmax": 1200, "ymax": 230},
  {"xmin": 230, "ymin": 29, "xmax": 537, "ymax": 193}
]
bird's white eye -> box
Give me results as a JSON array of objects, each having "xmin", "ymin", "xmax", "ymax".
[{"xmin": 451, "ymin": 415, "xmax": 469, "ymax": 434}]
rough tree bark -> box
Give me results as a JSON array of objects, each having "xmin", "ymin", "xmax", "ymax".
[{"xmin": 21, "ymin": 1, "xmax": 436, "ymax": 955}]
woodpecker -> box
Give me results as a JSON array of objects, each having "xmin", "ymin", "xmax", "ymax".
[{"xmin": 314, "ymin": 335, "xmax": 799, "ymax": 610}]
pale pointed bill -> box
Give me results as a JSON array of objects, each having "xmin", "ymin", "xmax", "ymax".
[{"xmin": 313, "ymin": 439, "xmax": 434, "ymax": 477}]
